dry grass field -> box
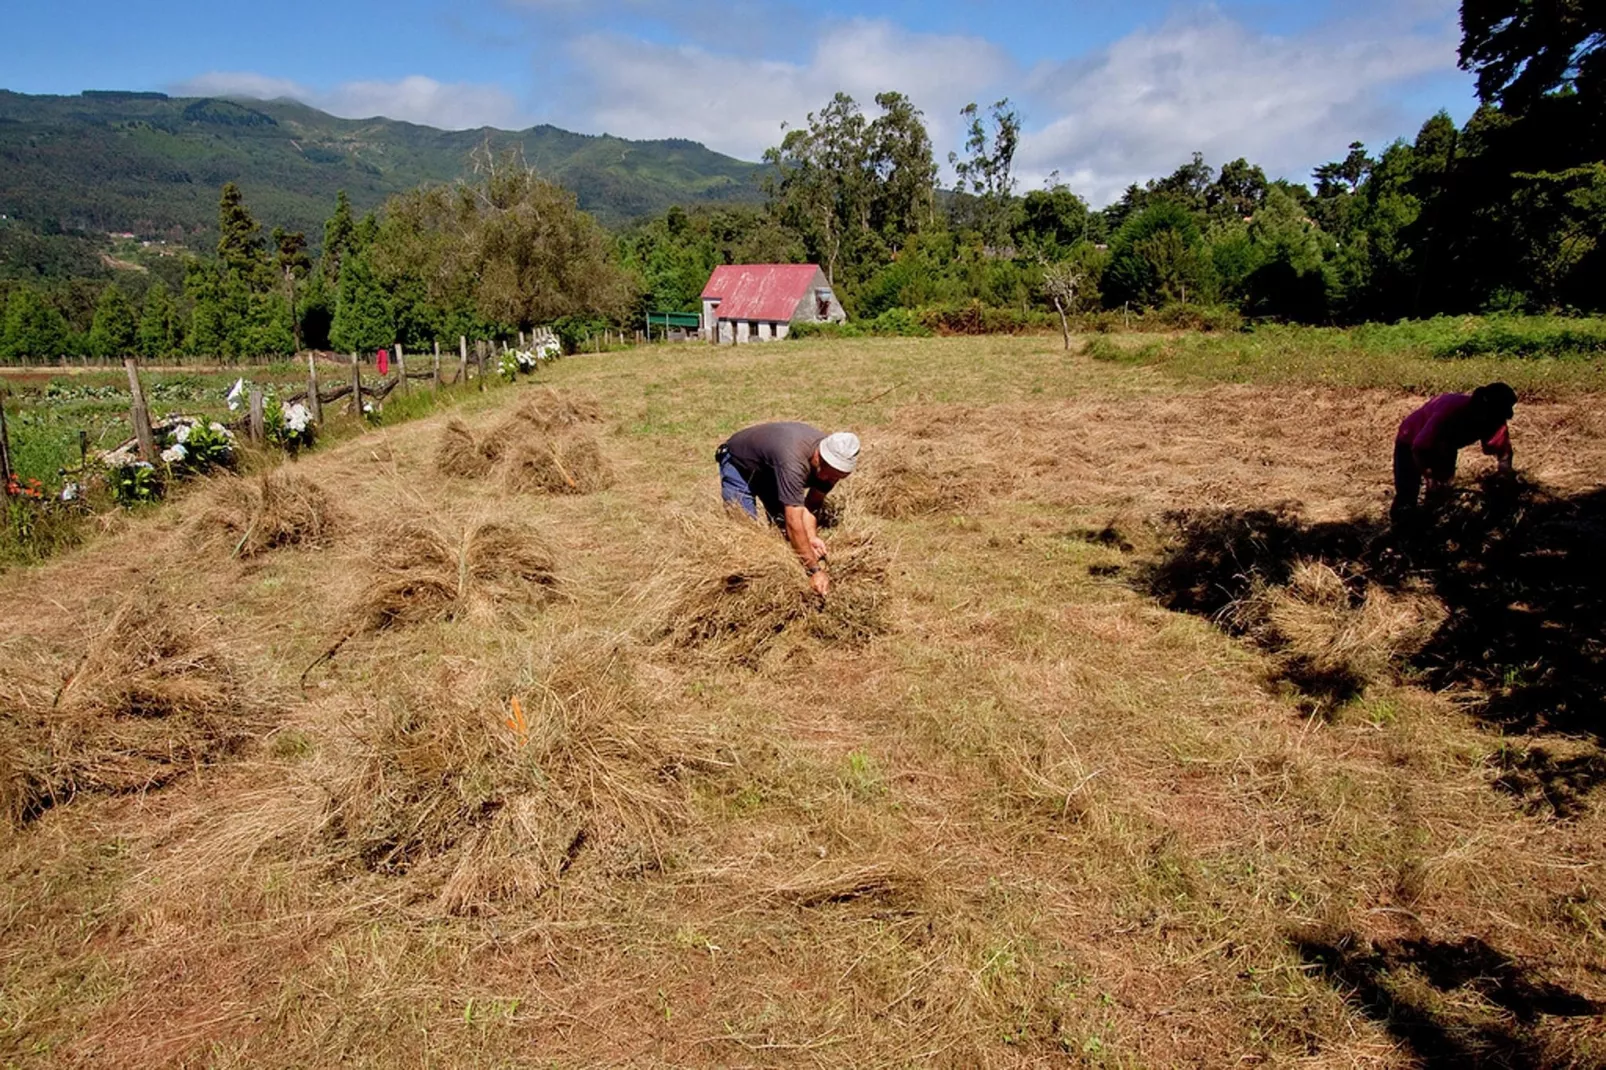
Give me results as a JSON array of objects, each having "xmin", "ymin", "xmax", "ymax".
[{"xmin": 3, "ymin": 335, "xmax": 1605, "ymax": 1067}]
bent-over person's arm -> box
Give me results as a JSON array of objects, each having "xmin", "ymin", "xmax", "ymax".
[
  {"xmin": 1482, "ymin": 424, "xmax": 1513, "ymax": 471},
  {"xmin": 784, "ymin": 505, "xmax": 829, "ymax": 595}
]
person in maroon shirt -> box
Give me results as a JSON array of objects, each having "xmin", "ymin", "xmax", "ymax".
[{"xmin": 1392, "ymin": 382, "xmax": 1516, "ymax": 520}]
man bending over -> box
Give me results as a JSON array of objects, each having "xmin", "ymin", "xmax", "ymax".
[
  {"xmin": 716, "ymin": 422, "xmax": 860, "ymax": 595},
  {"xmin": 1392, "ymin": 382, "xmax": 1516, "ymax": 521}
]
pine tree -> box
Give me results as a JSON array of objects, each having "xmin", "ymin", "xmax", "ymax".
[
  {"xmin": 137, "ymin": 280, "xmax": 179, "ymax": 358},
  {"xmin": 217, "ymin": 182, "xmax": 267, "ymax": 283},
  {"xmin": 87, "ymin": 285, "xmax": 139, "ymax": 358}
]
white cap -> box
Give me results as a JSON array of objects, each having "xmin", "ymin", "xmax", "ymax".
[{"xmin": 819, "ymin": 431, "xmax": 860, "ymax": 474}]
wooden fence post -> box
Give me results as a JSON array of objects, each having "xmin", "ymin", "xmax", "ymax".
[
  {"xmin": 396, "ymin": 342, "xmax": 409, "ymax": 395},
  {"xmin": 476, "ymin": 340, "xmax": 485, "ymax": 391},
  {"xmin": 433, "ymin": 340, "xmax": 442, "ymax": 388},
  {"xmin": 248, "ymin": 387, "xmax": 266, "ymax": 445},
  {"xmin": 350, "ymin": 352, "xmax": 364, "ymax": 416},
  {"xmin": 306, "ymin": 352, "xmax": 323, "ymax": 424},
  {"xmin": 123, "ymin": 358, "xmax": 158, "ymax": 462},
  {"xmin": 0, "ymin": 389, "xmax": 14, "ymax": 497},
  {"xmin": 458, "ymin": 336, "xmax": 469, "ymax": 385}
]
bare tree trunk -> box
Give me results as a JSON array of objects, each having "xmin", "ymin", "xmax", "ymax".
[{"xmin": 1054, "ymin": 297, "xmax": 1070, "ymax": 350}]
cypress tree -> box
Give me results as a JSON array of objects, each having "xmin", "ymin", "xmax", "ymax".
[
  {"xmin": 329, "ymin": 252, "xmax": 393, "ymax": 352},
  {"xmin": 137, "ymin": 280, "xmax": 179, "ymax": 358},
  {"xmin": 87, "ymin": 285, "xmax": 139, "ymax": 358}
]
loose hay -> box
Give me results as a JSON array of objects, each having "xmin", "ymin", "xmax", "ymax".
[
  {"xmin": 505, "ymin": 387, "xmax": 604, "ymax": 431},
  {"xmin": 0, "ymin": 601, "xmax": 260, "ymax": 826},
  {"xmin": 502, "ymin": 432, "xmax": 614, "ymax": 496},
  {"xmin": 435, "ymin": 407, "xmax": 613, "ymax": 495},
  {"xmin": 652, "ymin": 515, "xmax": 893, "ymax": 667},
  {"xmin": 434, "ymin": 419, "xmax": 496, "ymax": 478},
  {"xmin": 192, "ymin": 470, "xmax": 345, "ymax": 557},
  {"xmin": 351, "ymin": 517, "xmax": 559, "ymax": 632},
  {"xmin": 324, "ymin": 643, "xmax": 705, "ymax": 914},
  {"xmin": 1226, "ymin": 560, "xmax": 1445, "ymax": 710},
  {"xmin": 851, "ymin": 437, "xmax": 996, "ymax": 519}
]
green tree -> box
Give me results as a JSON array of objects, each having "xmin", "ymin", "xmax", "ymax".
[
  {"xmin": 1015, "ymin": 180, "xmax": 1095, "ymax": 257},
  {"xmin": 1104, "ymin": 201, "xmax": 1215, "ymax": 307},
  {"xmin": 329, "ymin": 251, "xmax": 394, "ymax": 353},
  {"xmin": 765, "ymin": 93, "xmax": 874, "ymax": 285},
  {"xmin": 87, "ymin": 285, "xmax": 138, "ymax": 358},
  {"xmin": 1459, "ymin": 0, "xmax": 1604, "ymax": 116},
  {"xmin": 867, "ymin": 91, "xmax": 939, "ymax": 247},
  {"xmin": 1, "ymin": 286, "xmax": 70, "ymax": 362},
  {"xmin": 322, "ymin": 189, "xmax": 356, "ymax": 289},
  {"xmin": 137, "ymin": 280, "xmax": 180, "ymax": 357},
  {"xmin": 183, "ymin": 260, "xmax": 227, "ymax": 357},
  {"xmin": 217, "ymin": 182, "xmax": 267, "ymax": 283},
  {"xmin": 272, "ymin": 228, "xmax": 311, "ymax": 352},
  {"xmin": 949, "ymin": 99, "xmax": 1022, "ymax": 250}
]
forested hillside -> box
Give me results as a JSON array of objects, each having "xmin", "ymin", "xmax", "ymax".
[{"xmin": 0, "ymin": 90, "xmax": 762, "ymax": 243}]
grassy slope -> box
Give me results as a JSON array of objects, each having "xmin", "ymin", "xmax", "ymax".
[
  {"xmin": 0, "ymin": 90, "xmax": 763, "ymax": 245},
  {"xmin": 2, "ymin": 336, "xmax": 1604, "ymax": 1066}
]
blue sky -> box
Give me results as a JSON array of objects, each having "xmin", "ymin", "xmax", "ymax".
[{"xmin": 6, "ymin": 0, "xmax": 1478, "ymax": 205}]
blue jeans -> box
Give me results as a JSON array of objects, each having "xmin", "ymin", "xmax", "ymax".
[
  {"xmin": 718, "ymin": 452, "xmax": 784, "ymax": 526},
  {"xmin": 719, "ymin": 455, "xmax": 758, "ymax": 518}
]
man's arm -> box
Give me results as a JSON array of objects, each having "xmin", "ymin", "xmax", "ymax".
[
  {"xmin": 1482, "ymin": 424, "xmax": 1514, "ymax": 471},
  {"xmin": 785, "ymin": 505, "xmax": 829, "ymax": 595},
  {"xmin": 802, "ymin": 489, "xmax": 829, "ymax": 559}
]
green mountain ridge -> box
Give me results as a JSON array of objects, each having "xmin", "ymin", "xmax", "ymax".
[{"xmin": 0, "ymin": 89, "xmax": 765, "ymax": 248}]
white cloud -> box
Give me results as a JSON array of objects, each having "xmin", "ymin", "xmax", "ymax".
[
  {"xmin": 1015, "ymin": 8, "xmax": 1464, "ymax": 205},
  {"xmin": 171, "ymin": 71, "xmax": 525, "ymax": 130},
  {"xmin": 563, "ymin": 18, "xmax": 1011, "ymax": 160}
]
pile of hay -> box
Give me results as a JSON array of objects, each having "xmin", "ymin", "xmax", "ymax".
[
  {"xmin": 434, "ymin": 419, "xmax": 496, "ymax": 479},
  {"xmin": 504, "ymin": 387, "xmax": 604, "ymax": 431},
  {"xmin": 0, "ymin": 601, "xmax": 260, "ymax": 826},
  {"xmin": 351, "ymin": 517, "xmax": 560, "ymax": 633},
  {"xmin": 192, "ymin": 470, "xmax": 345, "ymax": 557},
  {"xmin": 323, "ymin": 643, "xmax": 705, "ymax": 914},
  {"xmin": 850, "ymin": 437, "xmax": 997, "ymax": 520},
  {"xmin": 1226, "ymin": 560, "xmax": 1444, "ymax": 711},
  {"xmin": 502, "ymin": 434, "xmax": 613, "ymax": 495},
  {"xmin": 652, "ymin": 515, "xmax": 893, "ymax": 667},
  {"xmin": 434, "ymin": 399, "xmax": 613, "ymax": 495}
]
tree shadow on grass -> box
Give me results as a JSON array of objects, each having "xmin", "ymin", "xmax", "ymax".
[
  {"xmin": 1295, "ymin": 930, "xmax": 1600, "ymax": 1069},
  {"xmin": 1132, "ymin": 476, "xmax": 1606, "ymax": 812}
]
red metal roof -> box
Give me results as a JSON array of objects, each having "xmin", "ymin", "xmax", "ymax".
[{"xmin": 701, "ymin": 264, "xmax": 825, "ymax": 322}]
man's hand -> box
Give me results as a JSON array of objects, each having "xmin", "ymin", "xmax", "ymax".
[
  {"xmin": 809, "ymin": 535, "xmax": 828, "ymax": 561},
  {"xmin": 810, "ymin": 569, "xmax": 830, "ymax": 597}
]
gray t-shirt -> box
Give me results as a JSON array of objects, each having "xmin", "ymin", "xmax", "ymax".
[{"xmin": 722, "ymin": 421, "xmax": 828, "ymax": 508}]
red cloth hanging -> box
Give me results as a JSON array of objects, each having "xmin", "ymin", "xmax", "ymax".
[{"xmin": 376, "ymin": 348, "xmax": 390, "ymax": 375}]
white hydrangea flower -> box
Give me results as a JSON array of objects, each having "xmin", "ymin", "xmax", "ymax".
[
  {"xmin": 283, "ymin": 402, "xmax": 312, "ymax": 433},
  {"xmin": 363, "ymin": 402, "xmax": 374, "ymax": 414},
  {"xmin": 161, "ymin": 443, "xmax": 187, "ymax": 464},
  {"xmin": 173, "ymin": 423, "xmax": 192, "ymax": 443},
  {"xmin": 60, "ymin": 482, "xmax": 79, "ymax": 502}
]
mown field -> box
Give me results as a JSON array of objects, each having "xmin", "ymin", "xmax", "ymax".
[{"xmin": 2, "ymin": 333, "xmax": 1604, "ymax": 1067}]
